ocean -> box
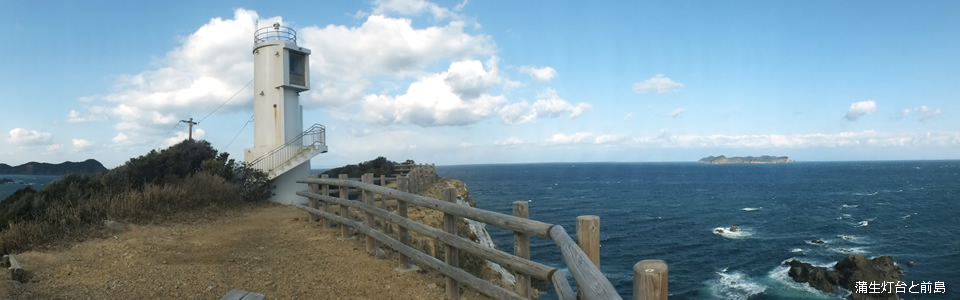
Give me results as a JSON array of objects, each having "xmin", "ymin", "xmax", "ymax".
[
  {"xmin": 0, "ymin": 174, "xmax": 60, "ymax": 201},
  {"xmin": 436, "ymin": 161, "xmax": 959, "ymax": 299}
]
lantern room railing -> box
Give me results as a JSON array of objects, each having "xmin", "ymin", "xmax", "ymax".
[{"xmin": 255, "ymin": 24, "xmax": 297, "ymax": 44}]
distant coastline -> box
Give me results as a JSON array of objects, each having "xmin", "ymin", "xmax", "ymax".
[
  {"xmin": 0, "ymin": 159, "xmax": 107, "ymax": 175},
  {"xmin": 699, "ymin": 155, "xmax": 792, "ymax": 164}
]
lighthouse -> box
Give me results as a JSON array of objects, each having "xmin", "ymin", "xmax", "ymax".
[{"xmin": 245, "ymin": 23, "xmax": 327, "ymax": 205}]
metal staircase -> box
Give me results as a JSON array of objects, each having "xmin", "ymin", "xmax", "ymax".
[{"xmin": 249, "ymin": 124, "xmax": 327, "ymax": 180}]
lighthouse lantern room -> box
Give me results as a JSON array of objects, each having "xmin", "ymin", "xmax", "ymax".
[{"xmin": 245, "ymin": 23, "xmax": 327, "ymax": 205}]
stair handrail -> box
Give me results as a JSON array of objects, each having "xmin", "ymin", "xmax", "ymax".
[{"xmin": 249, "ymin": 123, "xmax": 325, "ymax": 174}]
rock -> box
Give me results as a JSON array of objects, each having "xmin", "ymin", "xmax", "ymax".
[
  {"xmin": 427, "ymin": 283, "xmax": 437, "ymax": 289},
  {"xmin": 784, "ymin": 260, "xmax": 839, "ymax": 292},
  {"xmin": 836, "ymin": 256, "xmax": 901, "ymax": 300},
  {"xmin": 729, "ymin": 226, "xmax": 739, "ymax": 232},
  {"xmin": 103, "ymin": 220, "xmax": 125, "ymax": 232},
  {"xmin": 786, "ymin": 255, "xmax": 901, "ymax": 300}
]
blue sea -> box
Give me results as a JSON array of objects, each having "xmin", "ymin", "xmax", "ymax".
[
  {"xmin": 0, "ymin": 174, "xmax": 60, "ymax": 200},
  {"xmin": 437, "ymin": 161, "xmax": 959, "ymax": 299}
]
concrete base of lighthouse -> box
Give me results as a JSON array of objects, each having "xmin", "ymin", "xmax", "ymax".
[{"xmin": 271, "ymin": 162, "xmax": 311, "ymax": 205}]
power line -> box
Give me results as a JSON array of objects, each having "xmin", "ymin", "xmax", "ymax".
[
  {"xmin": 224, "ymin": 114, "xmax": 255, "ymax": 150},
  {"xmin": 198, "ymin": 78, "xmax": 254, "ymax": 124},
  {"xmin": 152, "ymin": 122, "xmax": 181, "ymax": 150}
]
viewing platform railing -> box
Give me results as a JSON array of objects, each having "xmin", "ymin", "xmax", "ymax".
[{"xmin": 296, "ymin": 165, "xmax": 668, "ymax": 299}]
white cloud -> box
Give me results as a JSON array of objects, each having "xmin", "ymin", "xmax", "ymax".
[
  {"xmin": 458, "ymin": 142, "xmax": 472, "ymax": 148},
  {"xmin": 7, "ymin": 128, "xmax": 52, "ymax": 147},
  {"xmin": 595, "ymin": 134, "xmax": 627, "ymax": 144},
  {"xmin": 899, "ymin": 108, "xmax": 911, "ymax": 119},
  {"xmin": 45, "ymin": 144, "xmax": 64, "ymax": 154},
  {"xmin": 299, "ymin": 14, "xmax": 495, "ymax": 107},
  {"xmin": 67, "ymin": 107, "xmax": 108, "ymax": 123},
  {"xmin": 370, "ymin": 0, "xmax": 464, "ymax": 20},
  {"xmin": 628, "ymin": 130, "xmax": 960, "ymax": 148},
  {"xmin": 74, "ymin": 6, "xmax": 499, "ymax": 144},
  {"xmin": 72, "ymin": 139, "xmax": 94, "ymax": 150},
  {"xmin": 845, "ymin": 100, "xmax": 877, "ymax": 121},
  {"xmin": 914, "ymin": 105, "xmax": 941, "ymax": 122},
  {"xmin": 163, "ymin": 129, "xmax": 207, "ymax": 148},
  {"xmin": 361, "ymin": 58, "xmax": 506, "ymax": 127},
  {"xmin": 546, "ymin": 132, "xmax": 593, "ymax": 144},
  {"xmin": 624, "ymin": 113, "xmax": 633, "ymax": 120},
  {"xmin": 633, "ymin": 74, "xmax": 684, "ymax": 94},
  {"xmin": 112, "ymin": 133, "xmax": 129, "ymax": 144},
  {"xmin": 494, "ymin": 137, "xmax": 524, "ymax": 145},
  {"xmin": 518, "ymin": 66, "xmax": 556, "ymax": 82},
  {"xmin": 669, "ymin": 107, "xmax": 686, "ymax": 118},
  {"xmin": 498, "ymin": 88, "xmax": 591, "ymax": 124}
]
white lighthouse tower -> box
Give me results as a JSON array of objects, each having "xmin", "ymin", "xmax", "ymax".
[{"xmin": 245, "ymin": 23, "xmax": 327, "ymax": 205}]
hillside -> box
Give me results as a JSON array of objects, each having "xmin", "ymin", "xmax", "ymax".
[{"xmin": 0, "ymin": 159, "xmax": 107, "ymax": 175}]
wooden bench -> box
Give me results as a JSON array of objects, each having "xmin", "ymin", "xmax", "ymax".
[{"xmin": 219, "ymin": 289, "xmax": 266, "ymax": 300}]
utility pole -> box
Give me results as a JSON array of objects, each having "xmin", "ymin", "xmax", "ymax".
[{"xmin": 180, "ymin": 118, "xmax": 198, "ymax": 140}]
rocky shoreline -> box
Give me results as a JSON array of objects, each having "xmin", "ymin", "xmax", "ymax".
[{"xmin": 785, "ymin": 255, "xmax": 902, "ymax": 300}]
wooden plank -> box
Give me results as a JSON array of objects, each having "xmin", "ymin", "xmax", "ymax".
[
  {"xmin": 379, "ymin": 174, "xmax": 388, "ymax": 209},
  {"xmin": 362, "ymin": 173, "xmax": 376, "ymax": 254},
  {"xmin": 549, "ymin": 225, "xmax": 621, "ymax": 300},
  {"xmin": 308, "ymin": 174, "xmax": 319, "ymax": 222},
  {"xmin": 443, "ymin": 187, "xmax": 461, "ymax": 300},
  {"xmin": 321, "ymin": 174, "xmax": 331, "ymax": 228},
  {"xmin": 298, "ymin": 178, "xmax": 555, "ymax": 239},
  {"xmin": 577, "ymin": 215, "xmax": 600, "ymax": 268},
  {"xmin": 513, "ymin": 201, "xmax": 532, "ymax": 298},
  {"xmin": 633, "ymin": 260, "xmax": 667, "ymax": 300},
  {"xmin": 396, "ymin": 177, "xmax": 411, "ymax": 270},
  {"xmin": 551, "ymin": 268, "xmax": 576, "ymax": 300},
  {"xmin": 338, "ymin": 174, "xmax": 351, "ymax": 239},
  {"xmin": 297, "ymin": 191, "xmax": 555, "ymax": 280},
  {"xmin": 296, "ymin": 205, "xmax": 524, "ymax": 300}
]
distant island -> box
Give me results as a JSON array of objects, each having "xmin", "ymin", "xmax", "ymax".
[
  {"xmin": 0, "ymin": 159, "xmax": 107, "ymax": 175},
  {"xmin": 699, "ymin": 155, "xmax": 792, "ymax": 164}
]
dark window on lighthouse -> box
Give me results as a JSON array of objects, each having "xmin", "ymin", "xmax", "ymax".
[{"xmin": 289, "ymin": 51, "xmax": 306, "ymax": 87}]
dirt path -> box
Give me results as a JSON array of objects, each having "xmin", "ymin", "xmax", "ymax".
[{"xmin": 4, "ymin": 203, "xmax": 455, "ymax": 299}]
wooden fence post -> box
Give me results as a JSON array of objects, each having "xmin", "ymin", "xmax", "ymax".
[
  {"xmin": 513, "ymin": 201, "xmax": 531, "ymax": 298},
  {"xmin": 395, "ymin": 176, "xmax": 416, "ymax": 272},
  {"xmin": 338, "ymin": 174, "xmax": 352, "ymax": 240},
  {"xmin": 362, "ymin": 173, "xmax": 376, "ymax": 253},
  {"xmin": 442, "ymin": 187, "xmax": 460, "ymax": 299},
  {"xmin": 379, "ymin": 174, "xmax": 387, "ymax": 209},
  {"xmin": 634, "ymin": 260, "xmax": 667, "ymax": 300},
  {"xmin": 577, "ymin": 215, "xmax": 600, "ymax": 299},
  {"xmin": 321, "ymin": 174, "xmax": 331, "ymax": 228},
  {"xmin": 308, "ymin": 174, "xmax": 319, "ymax": 222}
]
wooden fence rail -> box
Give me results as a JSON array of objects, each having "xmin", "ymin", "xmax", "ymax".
[{"xmin": 296, "ymin": 165, "xmax": 661, "ymax": 299}]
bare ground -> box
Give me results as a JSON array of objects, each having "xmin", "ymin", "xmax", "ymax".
[{"xmin": 2, "ymin": 203, "xmax": 482, "ymax": 299}]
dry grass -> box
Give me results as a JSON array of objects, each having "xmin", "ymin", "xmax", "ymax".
[{"xmin": 0, "ymin": 173, "xmax": 255, "ymax": 253}]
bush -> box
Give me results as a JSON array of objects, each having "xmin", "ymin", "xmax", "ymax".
[
  {"xmin": 322, "ymin": 156, "xmax": 408, "ymax": 178},
  {"xmin": 0, "ymin": 139, "xmax": 271, "ymax": 253}
]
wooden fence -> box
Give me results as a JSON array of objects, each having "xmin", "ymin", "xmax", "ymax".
[{"xmin": 297, "ymin": 166, "xmax": 667, "ymax": 299}]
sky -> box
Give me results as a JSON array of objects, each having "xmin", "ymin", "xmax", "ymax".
[{"xmin": 1, "ymin": 0, "xmax": 958, "ymax": 168}]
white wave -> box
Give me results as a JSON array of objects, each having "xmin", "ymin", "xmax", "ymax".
[
  {"xmin": 742, "ymin": 207, "xmax": 762, "ymax": 211},
  {"xmin": 902, "ymin": 213, "xmax": 917, "ymax": 220},
  {"xmin": 708, "ymin": 270, "xmax": 766, "ymax": 300},
  {"xmin": 830, "ymin": 247, "xmax": 869, "ymax": 255},
  {"xmin": 852, "ymin": 191, "xmax": 878, "ymax": 196},
  {"xmin": 841, "ymin": 204, "xmax": 858, "ymax": 209},
  {"xmin": 855, "ymin": 221, "xmax": 868, "ymax": 227},
  {"xmin": 840, "ymin": 213, "xmax": 852, "ymax": 219},
  {"xmin": 790, "ymin": 248, "xmax": 804, "ymax": 253},
  {"xmin": 713, "ymin": 227, "xmax": 753, "ymax": 239},
  {"xmin": 767, "ymin": 264, "xmax": 844, "ymax": 299}
]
